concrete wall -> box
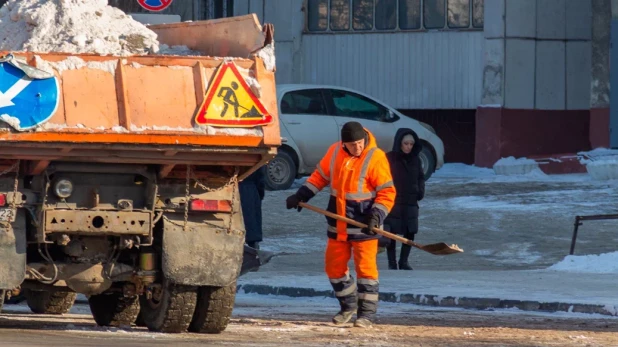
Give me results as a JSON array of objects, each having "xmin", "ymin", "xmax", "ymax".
[
  {"xmin": 235, "ymin": 0, "xmax": 484, "ymax": 109},
  {"xmin": 235, "ymin": 0, "xmax": 304, "ymax": 84},
  {"xmin": 481, "ymin": 0, "xmax": 592, "ymax": 110}
]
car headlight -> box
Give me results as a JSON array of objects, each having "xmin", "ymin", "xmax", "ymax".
[
  {"xmin": 54, "ymin": 179, "xmax": 73, "ymax": 199},
  {"xmin": 420, "ymin": 121, "xmax": 437, "ymax": 135}
]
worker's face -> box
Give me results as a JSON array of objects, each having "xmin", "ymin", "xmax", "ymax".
[
  {"xmin": 343, "ymin": 139, "xmax": 365, "ymax": 157},
  {"xmin": 401, "ymin": 138, "xmax": 415, "ymax": 154}
]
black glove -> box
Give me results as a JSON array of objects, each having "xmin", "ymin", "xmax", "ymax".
[
  {"xmin": 285, "ymin": 186, "xmax": 315, "ymax": 212},
  {"xmin": 361, "ymin": 210, "xmax": 380, "ymax": 235},
  {"xmin": 286, "ymin": 194, "xmax": 303, "ymax": 211}
]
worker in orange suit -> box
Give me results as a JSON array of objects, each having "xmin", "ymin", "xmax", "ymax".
[{"xmin": 286, "ymin": 121, "xmax": 396, "ymax": 328}]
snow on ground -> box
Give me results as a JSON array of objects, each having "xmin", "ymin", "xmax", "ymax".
[
  {"xmin": 548, "ymin": 251, "xmax": 618, "ymax": 273},
  {"xmin": 577, "ymin": 148, "xmax": 618, "ymax": 180},
  {"xmin": 493, "ymin": 156, "xmax": 539, "ymax": 175},
  {"xmin": 432, "ymin": 163, "xmax": 592, "ymax": 183},
  {"xmin": 262, "ymin": 163, "xmax": 618, "ymax": 271},
  {"xmin": 233, "ymin": 292, "xmax": 618, "ymax": 321},
  {"xmin": 4, "ymin": 293, "xmax": 617, "ymax": 327}
]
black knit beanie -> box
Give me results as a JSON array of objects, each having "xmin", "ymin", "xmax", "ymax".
[{"xmin": 341, "ymin": 121, "xmax": 365, "ymax": 142}]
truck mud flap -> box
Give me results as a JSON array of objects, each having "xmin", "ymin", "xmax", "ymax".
[
  {"xmin": 162, "ymin": 215, "xmax": 244, "ymax": 287},
  {"xmin": 0, "ymin": 210, "xmax": 26, "ymax": 289}
]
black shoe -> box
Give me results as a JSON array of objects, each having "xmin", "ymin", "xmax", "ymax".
[
  {"xmin": 332, "ymin": 310, "xmax": 355, "ymax": 325},
  {"xmin": 398, "ymin": 262, "xmax": 413, "ymax": 270},
  {"xmin": 388, "ymin": 262, "xmax": 398, "ymax": 270},
  {"xmin": 399, "ymin": 244, "xmax": 412, "ymax": 270}
]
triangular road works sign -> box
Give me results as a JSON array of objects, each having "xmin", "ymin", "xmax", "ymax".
[{"xmin": 195, "ymin": 61, "xmax": 273, "ymax": 127}]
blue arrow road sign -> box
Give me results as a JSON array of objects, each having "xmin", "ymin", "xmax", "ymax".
[{"xmin": 0, "ymin": 61, "xmax": 59, "ymax": 131}]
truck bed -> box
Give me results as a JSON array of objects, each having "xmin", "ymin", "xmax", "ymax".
[{"xmin": 0, "ymin": 15, "xmax": 279, "ymax": 178}]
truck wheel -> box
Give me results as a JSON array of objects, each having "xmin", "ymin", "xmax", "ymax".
[
  {"xmin": 89, "ymin": 293, "xmax": 140, "ymax": 327},
  {"xmin": 189, "ymin": 280, "xmax": 237, "ymax": 334},
  {"xmin": 139, "ymin": 280, "xmax": 197, "ymax": 333},
  {"xmin": 265, "ymin": 150, "xmax": 296, "ymax": 191},
  {"xmin": 26, "ymin": 290, "xmax": 76, "ymax": 315}
]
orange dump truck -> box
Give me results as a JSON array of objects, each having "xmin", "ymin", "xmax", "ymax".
[{"xmin": 0, "ymin": 15, "xmax": 279, "ymax": 333}]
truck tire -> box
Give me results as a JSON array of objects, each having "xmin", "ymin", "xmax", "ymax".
[
  {"xmin": 188, "ymin": 280, "xmax": 237, "ymax": 334},
  {"xmin": 26, "ymin": 290, "xmax": 76, "ymax": 315},
  {"xmin": 89, "ymin": 293, "xmax": 140, "ymax": 327},
  {"xmin": 139, "ymin": 280, "xmax": 197, "ymax": 333},
  {"xmin": 265, "ymin": 150, "xmax": 296, "ymax": 191}
]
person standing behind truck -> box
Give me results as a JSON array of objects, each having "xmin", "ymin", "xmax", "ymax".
[
  {"xmin": 285, "ymin": 121, "xmax": 396, "ymax": 328},
  {"xmin": 240, "ymin": 166, "xmax": 266, "ymax": 249},
  {"xmin": 384, "ymin": 128, "xmax": 425, "ymax": 270}
]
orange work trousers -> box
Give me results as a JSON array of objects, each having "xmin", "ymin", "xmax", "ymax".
[{"xmin": 324, "ymin": 238, "xmax": 379, "ymax": 280}]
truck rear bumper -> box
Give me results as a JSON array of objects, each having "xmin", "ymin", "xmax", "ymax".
[{"xmin": 44, "ymin": 210, "xmax": 152, "ymax": 236}]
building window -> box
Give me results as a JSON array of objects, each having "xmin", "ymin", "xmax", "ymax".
[
  {"xmin": 472, "ymin": 0, "xmax": 483, "ymax": 28},
  {"xmin": 447, "ymin": 0, "xmax": 470, "ymax": 28},
  {"xmin": 375, "ymin": 0, "xmax": 397, "ymax": 30},
  {"xmin": 330, "ymin": 0, "xmax": 351, "ymax": 31},
  {"xmin": 306, "ymin": 0, "xmax": 483, "ymax": 33},
  {"xmin": 353, "ymin": 0, "xmax": 374, "ymax": 30},
  {"xmin": 398, "ymin": 0, "xmax": 421, "ymax": 30},
  {"xmin": 424, "ymin": 0, "xmax": 445, "ymax": 29},
  {"xmin": 308, "ymin": 0, "xmax": 329, "ymax": 31}
]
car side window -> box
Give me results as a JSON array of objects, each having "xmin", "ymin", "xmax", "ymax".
[
  {"xmin": 328, "ymin": 90, "xmax": 390, "ymax": 122},
  {"xmin": 280, "ymin": 89, "xmax": 327, "ymax": 115}
]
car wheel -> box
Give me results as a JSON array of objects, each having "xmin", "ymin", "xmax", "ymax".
[
  {"xmin": 419, "ymin": 145, "xmax": 436, "ymax": 180},
  {"xmin": 265, "ymin": 150, "xmax": 297, "ymax": 191}
]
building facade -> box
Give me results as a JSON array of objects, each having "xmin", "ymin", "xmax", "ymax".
[{"xmin": 2, "ymin": 0, "xmax": 613, "ymax": 168}]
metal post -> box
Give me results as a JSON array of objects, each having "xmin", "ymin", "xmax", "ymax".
[
  {"xmin": 611, "ymin": 19, "xmax": 618, "ymax": 147},
  {"xmin": 569, "ymin": 216, "xmax": 582, "ymax": 255}
]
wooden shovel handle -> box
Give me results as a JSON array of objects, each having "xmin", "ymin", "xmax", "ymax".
[{"xmin": 298, "ymin": 202, "xmax": 421, "ymax": 248}]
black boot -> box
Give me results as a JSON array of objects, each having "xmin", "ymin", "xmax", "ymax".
[
  {"xmin": 386, "ymin": 241, "xmax": 397, "ymax": 270},
  {"xmin": 398, "ymin": 244, "xmax": 413, "ymax": 270}
]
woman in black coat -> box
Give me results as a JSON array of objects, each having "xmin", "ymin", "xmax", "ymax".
[
  {"xmin": 384, "ymin": 128, "xmax": 425, "ymax": 270},
  {"xmin": 239, "ymin": 166, "xmax": 266, "ymax": 249}
]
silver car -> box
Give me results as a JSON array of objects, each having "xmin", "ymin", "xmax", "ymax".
[{"xmin": 266, "ymin": 84, "xmax": 445, "ymax": 191}]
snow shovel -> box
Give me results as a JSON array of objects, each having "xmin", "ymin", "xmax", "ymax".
[{"xmin": 298, "ymin": 202, "xmax": 463, "ymax": 255}]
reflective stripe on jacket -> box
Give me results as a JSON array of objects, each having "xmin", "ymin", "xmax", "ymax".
[{"xmin": 304, "ymin": 129, "xmax": 396, "ymax": 241}]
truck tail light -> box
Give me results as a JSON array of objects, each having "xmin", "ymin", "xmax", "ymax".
[
  {"xmin": 189, "ymin": 199, "xmax": 232, "ymax": 213},
  {"xmin": 0, "ymin": 194, "xmax": 5, "ymax": 207}
]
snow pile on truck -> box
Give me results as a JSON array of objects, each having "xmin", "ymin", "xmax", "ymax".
[{"xmin": 0, "ymin": 0, "xmax": 194, "ymax": 56}]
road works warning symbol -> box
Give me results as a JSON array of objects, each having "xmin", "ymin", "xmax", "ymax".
[{"xmin": 195, "ymin": 61, "xmax": 273, "ymax": 128}]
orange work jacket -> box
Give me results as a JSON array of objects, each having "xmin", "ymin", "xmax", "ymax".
[{"xmin": 303, "ymin": 129, "xmax": 396, "ymax": 241}]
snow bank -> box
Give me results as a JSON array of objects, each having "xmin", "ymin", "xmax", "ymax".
[
  {"xmin": 548, "ymin": 251, "xmax": 618, "ymax": 274},
  {"xmin": 585, "ymin": 159, "xmax": 618, "ymax": 180},
  {"xmin": 0, "ymin": 0, "xmax": 195, "ymax": 56},
  {"xmin": 493, "ymin": 156, "xmax": 540, "ymax": 176}
]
